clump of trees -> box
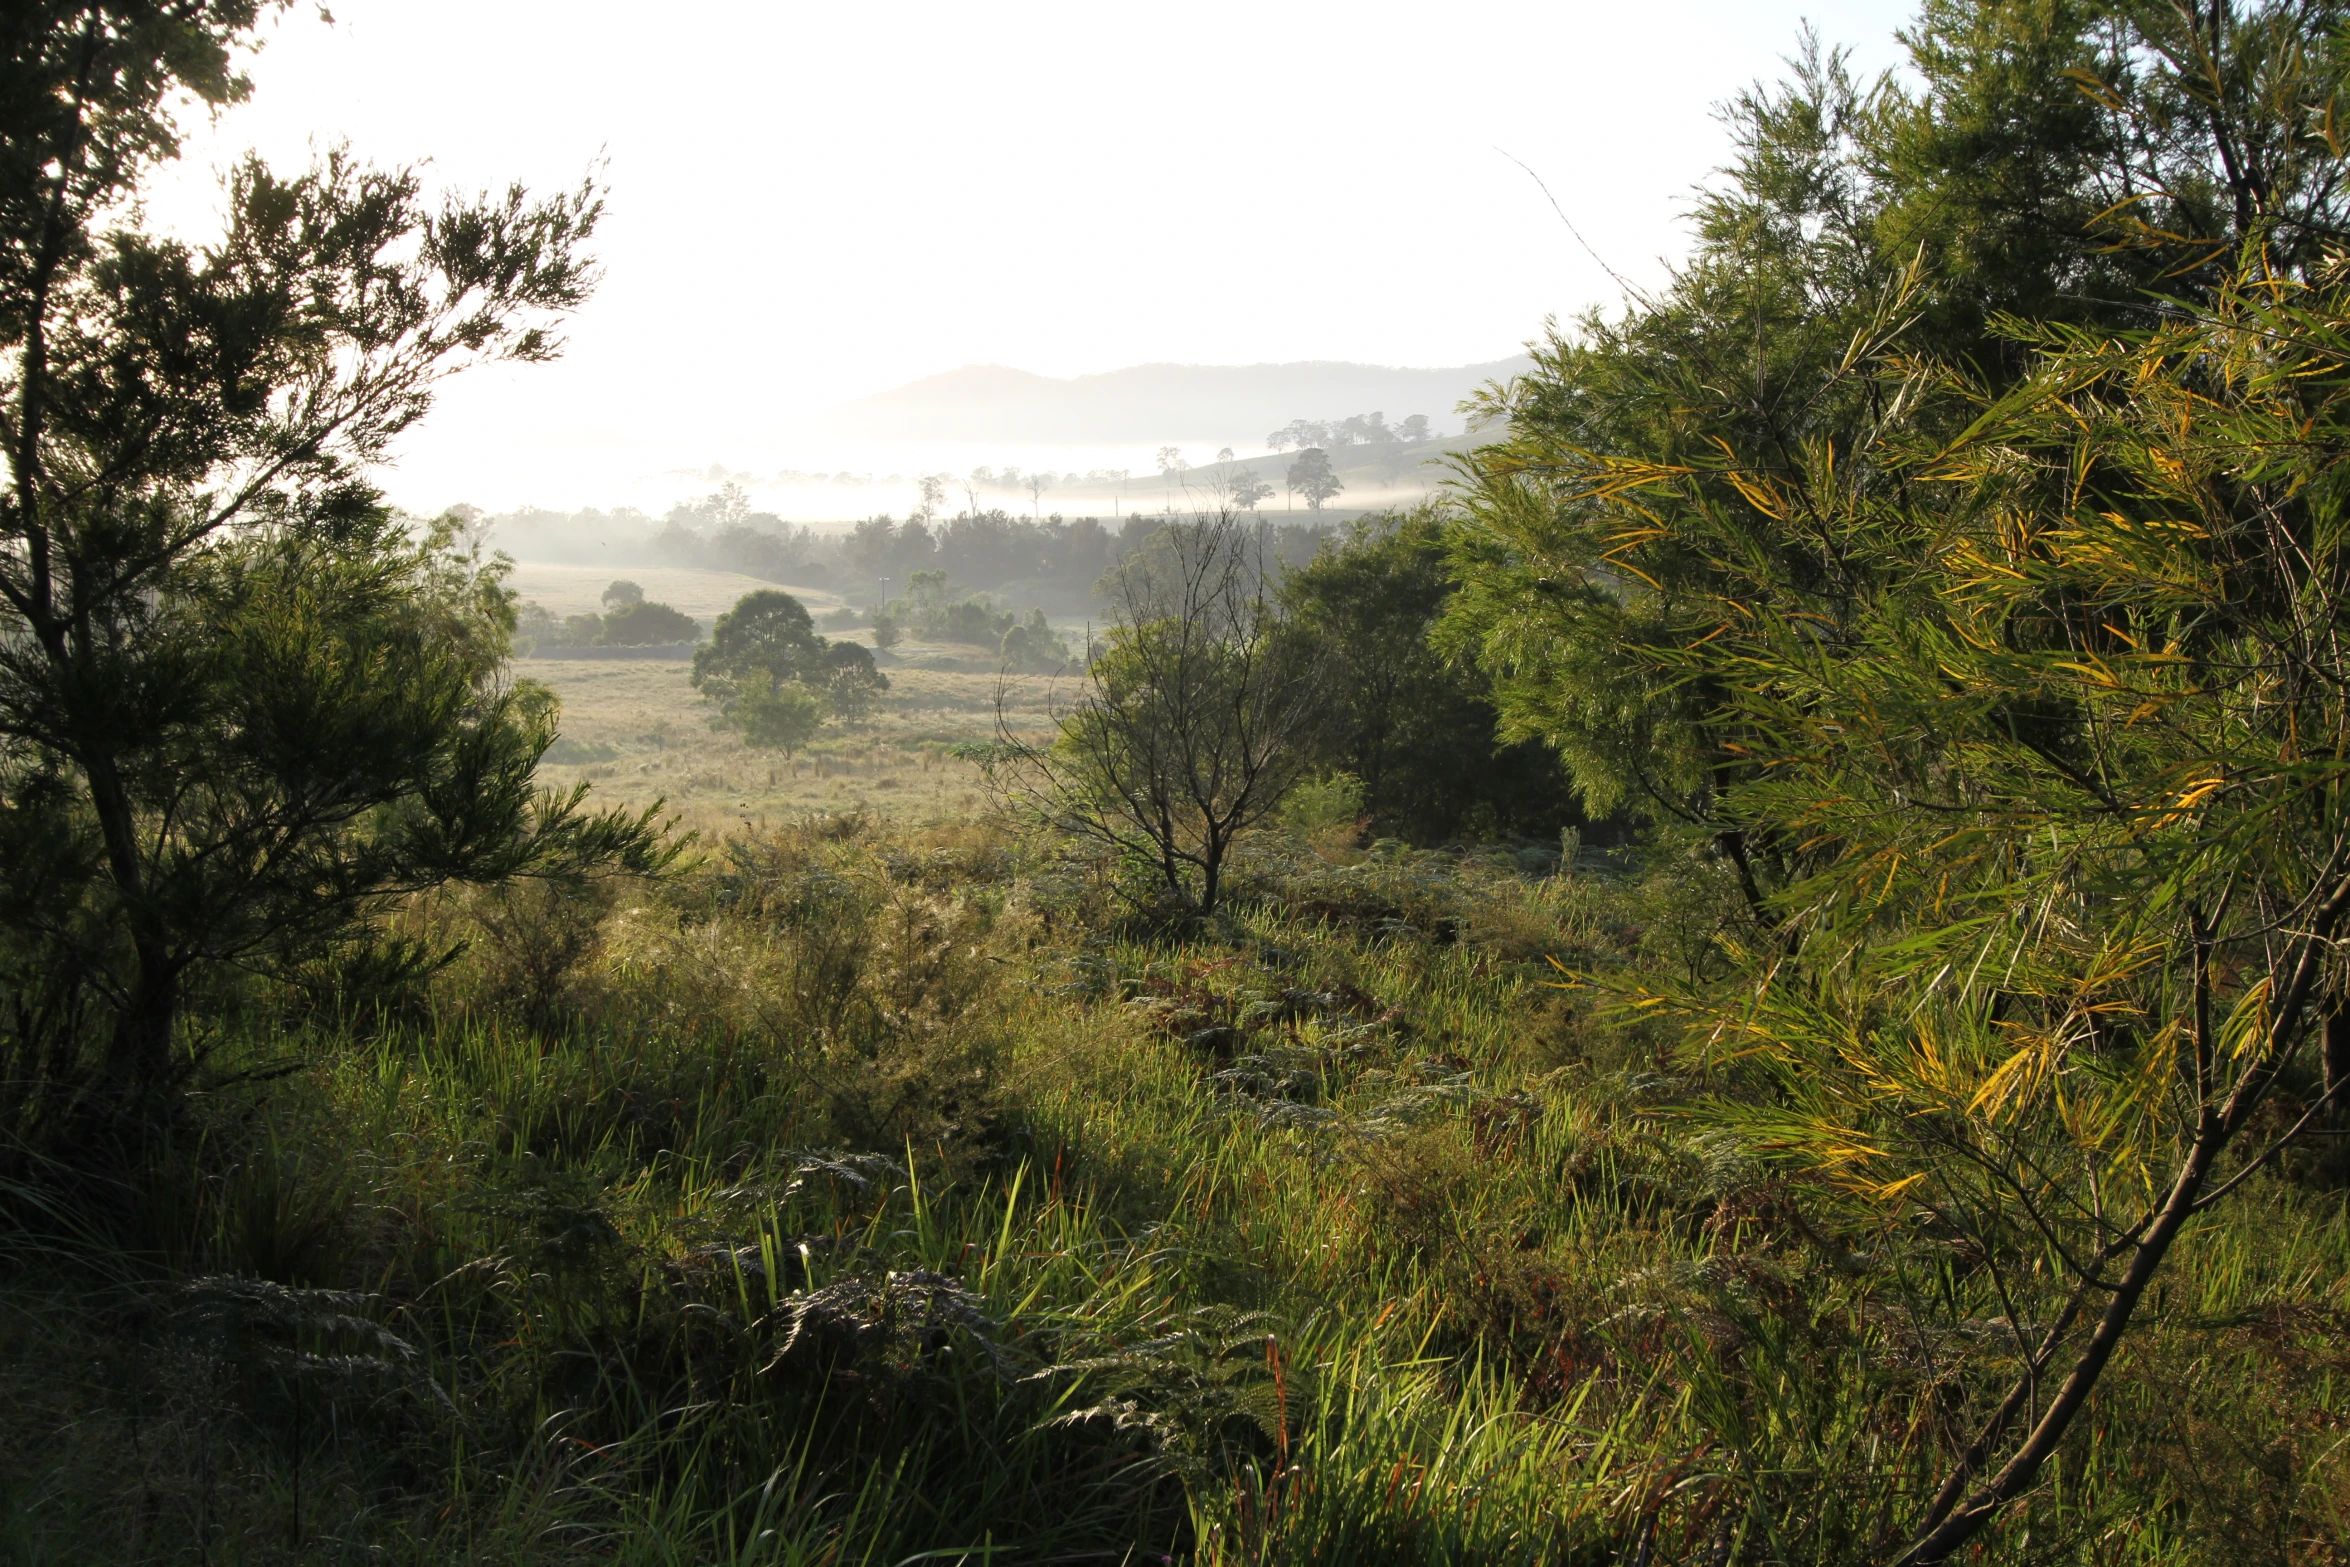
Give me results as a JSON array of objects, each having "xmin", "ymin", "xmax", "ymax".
[
  {"xmin": 657, "ymin": 480, "xmax": 827, "ymax": 583},
  {"xmin": 515, "ymin": 582, "xmax": 698, "ymax": 650},
  {"xmin": 867, "ymin": 570, "xmax": 1072, "ymax": 669},
  {"xmin": 692, "ymin": 589, "xmax": 888, "ymax": 753},
  {"xmin": 1267, "ymin": 412, "xmax": 1437, "ymax": 452},
  {"xmin": 871, "ymin": 570, "xmax": 1016, "ymax": 648}
]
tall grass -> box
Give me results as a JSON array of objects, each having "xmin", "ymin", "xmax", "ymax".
[{"xmin": 2, "ymin": 816, "xmax": 2345, "ymax": 1563}]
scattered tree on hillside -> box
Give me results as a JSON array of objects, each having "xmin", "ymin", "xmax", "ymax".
[
  {"xmin": 1155, "ymin": 446, "xmax": 1188, "ymax": 496},
  {"xmin": 602, "ymin": 580, "xmax": 646, "ymax": 608},
  {"xmin": 1270, "ymin": 414, "xmax": 1433, "ymax": 453},
  {"xmin": 1286, "ymin": 448, "xmax": 1343, "ymax": 511}
]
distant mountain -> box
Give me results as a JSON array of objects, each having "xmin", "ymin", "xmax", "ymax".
[{"xmin": 807, "ymin": 357, "xmax": 1532, "ymax": 445}]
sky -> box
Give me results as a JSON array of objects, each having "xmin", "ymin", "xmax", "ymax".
[{"xmin": 146, "ymin": 0, "xmax": 1922, "ymax": 514}]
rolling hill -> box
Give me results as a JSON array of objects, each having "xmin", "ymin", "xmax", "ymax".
[{"xmin": 808, "ymin": 356, "xmax": 1531, "ymax": 446}]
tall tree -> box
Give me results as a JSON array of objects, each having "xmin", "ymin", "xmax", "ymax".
[
  {"xmin": 1281, "ymin": 511, "xmax": 1579, "ymax": 842},
  {"xmin": 1442, "ymin": 6, "xmax": 2350, "ymax": 1558},
  {"xmin": 1286, "ymin": 447, "xmax": 1343, "ymax": 511},
  {"xmin": 0, "ymin": 9, "xmax": 681, "ymax": 1113},
  {"xmin": 0, "ymin": 5, "xmax": 673, "ymax": 1111}
]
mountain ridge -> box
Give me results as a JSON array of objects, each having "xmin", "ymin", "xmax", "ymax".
[{"xmin": 809, "ymin": 355, "xmax": 1532, "ymax": 445}]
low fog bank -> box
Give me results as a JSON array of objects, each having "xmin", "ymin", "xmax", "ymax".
[
  {"xmin": 479, "ymin": 419, "xmax": 1485, "ymax": 611},
  {"xmin": 481, "ymin": 486, "xmax": 1350, "ymax": 623},
  {"xmin": 435, "ymin": 370, "xmax": 1499, "ymax": 521}
]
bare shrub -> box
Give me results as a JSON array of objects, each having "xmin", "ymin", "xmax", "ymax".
[{"xmin": 995, "ymin": 510, "xmax": 1326, "ymax": 916}]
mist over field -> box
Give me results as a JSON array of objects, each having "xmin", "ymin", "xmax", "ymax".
[{"xmin": 455, "ymin": 354, "xmax": 1523, "ymax": 527}]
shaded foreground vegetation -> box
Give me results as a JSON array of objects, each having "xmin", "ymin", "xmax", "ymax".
[
  {"xmin": 6, "ymin": 811, "xmax": 2350, "ymax": 1563},
  {"xmin": 19, "ymin": 0, "xmax": 2350, "ymax": 1561}
]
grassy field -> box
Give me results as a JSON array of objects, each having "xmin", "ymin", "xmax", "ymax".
[
  {"xmin": 6, "ymin": 810, "xmax": 2346, "ymax": 1564},
  {"xmin": 520, "ymin": 657, "xmax": 1067, "ymax": 838},
  {"xmin": 7, "ymin": 581, "xmax": 2348, "ymax": 1566},
  {"xmin": 512, "ymin": 557, "xmax": 1080, "ymax": 836}
]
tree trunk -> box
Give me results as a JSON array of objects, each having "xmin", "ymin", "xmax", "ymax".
[
  {"xmin": 81, "ymin": 741, "xmax": 179, "ymax": 1110},
  {"xmin": 103, "ymin": 953, "xmax": 180, "ymax": 1114},
  {"xmin": 2325, "ymin": 1005, "xmax": 2350, "ymax": 1115}
]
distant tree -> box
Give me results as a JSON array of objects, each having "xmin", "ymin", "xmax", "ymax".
[
  {"xmin": 1287, "ymin": 448, "xmax": 1344, "ymax": 511},
  {"xmin": 1026, "ymin": 471, "xmax": 1054, "ymax": 515},
  {"xmin": 1227, "ymin": 470, "xmax": 1275, "ymax": 512},
  {"xmin": 515, "ymin": 601, "xmax": 564, "ymax": 652},
  {"xmin": 917, "ymin": 474, "xmax": 948, "ymax": 519},
  {"xmin": 1155, "ymin": 447, "xmax": 1188, "ymax": 494},
  {"xmin": 692, "ymin": 590, "xmax": 821, "ymax": 686},
  {"xmin": 728, "ymin": 676, "xmax": 825, "ymax": 756},
  {"xmin": 1397, "ymin": 414, "xmax": 1433, "ymax": 445},
  {"xmin": 1216, "ymin": 447, "xmax": 1236, "ymax": 464},
  {"xmin": 600, "ymin": 600, "xmax": 697, "ymax": 645},
  {"xmin": 668, "ymin": 480, "xmax": 753, "ymax": 532},
  {"xmin": 999, "ymin": 609, "xmax": 1072, "ymax": 673},
  {"xmin": 601, "ymin": 580, "xmax": 645, "ymax": 609},
  {"xmin": 818, "ymin": 643, "xmax": 889, "ymax": 720},
  {"xmin": 693, "ymin": 588, "xmax": 887, "ymax": 736},
  {"xmin": 870, "ymin": 611, "xmax": 901, "ymax": 649}
]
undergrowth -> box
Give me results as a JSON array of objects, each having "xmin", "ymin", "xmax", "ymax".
[{"xmin": 2, "ymin": 814, "xmax": 2346, "ymax": 1564}]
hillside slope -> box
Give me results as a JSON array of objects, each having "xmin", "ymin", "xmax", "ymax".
[{"xmin": 810, "ymin": 356, "xmax": 1530, "ymax": 445}]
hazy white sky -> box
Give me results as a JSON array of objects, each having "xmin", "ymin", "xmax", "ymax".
[{"xmin": 148, "ymin": 0, "xmax": 1920, "ymax": 512}]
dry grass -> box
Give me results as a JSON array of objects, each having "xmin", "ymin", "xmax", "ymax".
[{"xmin": 521, "ymin": 656, "xmax": 1071, "ymax": 837}]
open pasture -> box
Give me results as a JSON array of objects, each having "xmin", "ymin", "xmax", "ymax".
[{"xmin": 521, "ymin": 655, "xmax": 1067, "ymax": 837}]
